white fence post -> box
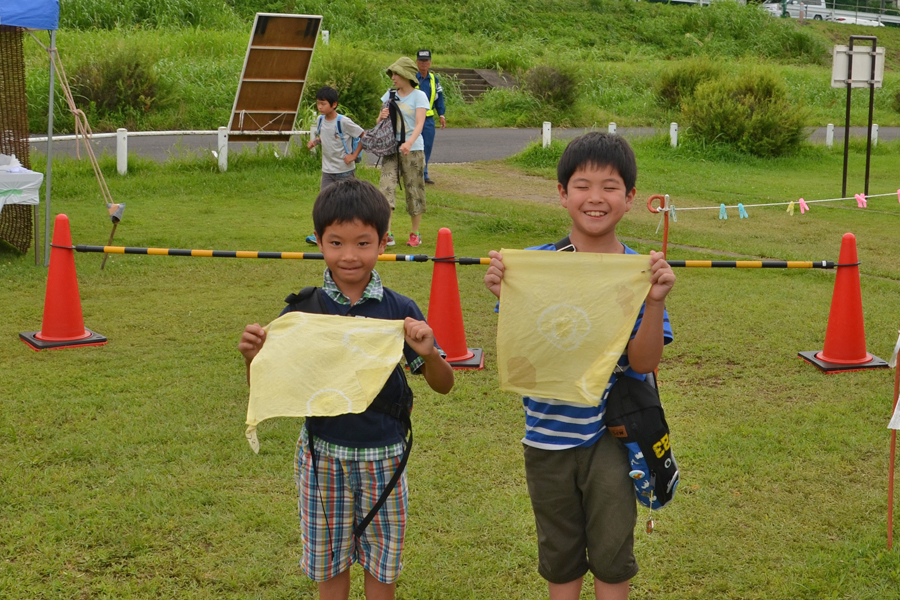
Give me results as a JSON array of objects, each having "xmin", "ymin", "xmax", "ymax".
[
  {"xmin": 322, "ymin": 30, "xmax": 329, "ymax": 44},
  {"xmin": 872, "ymin": 123, "xmax": 879, "ymax": 147},
  {"xmin": 542, "ymin": 122, "xmax": 551, "ymax": 148},
  {"xmin": 608, "ymin": 122, "xmax": 616, "ymax": 134},
  {"xmin": 826, "ymin": 124, "xmax": 834, "ymax": 148},
  {"xmin": 218, "ymin": 126, "xmax": 228, "ymax": 172},
  {"xmin": 116, "ymin": 128, "xmax": 127, "ymax": 175},
  {"xmin": 670, "ymin": 122, "xmax": 678, "ymax": 148}
]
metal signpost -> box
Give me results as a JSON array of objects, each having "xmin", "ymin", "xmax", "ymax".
[{"xmin": 831, "ymin": 37, "xmax": 885, "ymax": 199}]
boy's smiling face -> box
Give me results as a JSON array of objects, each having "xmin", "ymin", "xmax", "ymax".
[
  {"xmin": 317, "ymin": 219, "xmax": 388, "ymax": 295},
  {"xmin": 559, "ymin": 163, "xmax": 635, "ymax": 250}
]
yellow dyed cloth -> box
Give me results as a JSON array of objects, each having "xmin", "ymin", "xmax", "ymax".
[
  {"xmin": 245, "ymin": 311, "xmax": 406, "ymax": 453},
  {"xmin": 497, "ymin": 249, "xmax": 651, "ymax": 405}
]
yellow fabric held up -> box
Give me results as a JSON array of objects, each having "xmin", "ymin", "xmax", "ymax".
[
  {"xmin": 497, "ymin": 249, "xmax": 651, "ymax": 406},
  {"xmin": 245, "ymin": 312, "xmax": 406, "ymax": 453}
]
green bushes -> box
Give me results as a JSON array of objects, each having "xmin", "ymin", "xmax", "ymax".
[
  {"xmin": 70, "ymin": 45, "xmax": 171, "ymax": 130},
  {"xmin": 656, "ymin": 58, "xmax": 724, "ymax": 110},
  {"xmin": 682, "ymin": 67, "xmax": 807, "ymax": 157},
  {"xmin": 523, "ymin": 65, "xmax": 579, "ymax": 109},
  {"xmin": 302, "ymin": 45, "xmax": 388, "ymax": 128}
]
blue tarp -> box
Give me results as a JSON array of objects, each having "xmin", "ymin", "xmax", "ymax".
[{"xmin": 0, "ymin": 0, "xmax": 59, "ymax": 30}]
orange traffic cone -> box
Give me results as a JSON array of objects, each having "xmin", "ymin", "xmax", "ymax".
[
  {"xmin": 799, "ymin": 232, "xmax": 886, "ymax": 373},
  {"xmin": 426, "ymin": 228, "xmax": 484, "ymax": 370},
  {"xmin": 20, "ymin": 214, "xmax": 107, "ymax": 351}
]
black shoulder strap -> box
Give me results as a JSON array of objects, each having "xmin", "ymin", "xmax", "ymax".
[
  {"xmin": 554, "ymin": 235, "xmax": 575, "ymax": 252},
  {"xmin": 388, "ymin": 91, "xmax": 407, "ymax": 144},
  {"xmin": 284, "ymin": 286, "xmax": 326, "ymax": 314},
  {"xmin": 353, "ymin": 416, "xmax": 412, "ymax": 539}
]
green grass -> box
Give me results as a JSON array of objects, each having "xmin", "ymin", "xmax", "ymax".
[
  {"xmin": 22, "ymin": 1, "xmax": 900, "ymax": 133},
  {"xmin": 2, "ymin": 140, "xmax": 900, "ymax": 598}
]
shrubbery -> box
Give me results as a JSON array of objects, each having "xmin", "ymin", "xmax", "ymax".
[
  {"xmin": 682, "ymin": 67, "xmax": 807, "ymax": 157},
  {"xmin": 70, "ymin": 45, "xmax": 170, "ymax": 129},
  {"xmin": 523, "ymin": 65, "xmax": 579, "ymax": 109},
  {"xmin": 302, "ymin": 45, "xmax": 388, "ymax": 129},
  {"xmin": 656, "ymin": 58, "xmax": 724, "ymax": 110}
]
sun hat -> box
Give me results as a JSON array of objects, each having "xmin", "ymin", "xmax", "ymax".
[{"xmin": 386, "ymin": 57, "xmax": 418, "ymax": 83}]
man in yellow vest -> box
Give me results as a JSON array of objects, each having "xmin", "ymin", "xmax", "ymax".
[{"xmin": 415, "ymin": 49, "xmax": 446, "ymax": 185}]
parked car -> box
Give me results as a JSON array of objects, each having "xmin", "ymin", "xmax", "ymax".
[{"xmin": 827, "ymin": 15, "xmax": 886, "ymax": 26}]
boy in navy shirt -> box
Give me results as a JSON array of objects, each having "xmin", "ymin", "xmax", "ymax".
[
  {"xmin": 484, "ymin": 133, "xmax": 675, "ymax": 600},
  {"xmin": 239, "ymin": 179, "xmax": 453, "ymax": 600}
]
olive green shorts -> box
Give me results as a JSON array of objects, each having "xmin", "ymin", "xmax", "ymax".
[
  {"xmin": 523, "ymin": 433, "xmax": 638, "ymax": 585},
  {"xmin": 379, "ymin": 150, "xmax": 426, "ymax": 217}
]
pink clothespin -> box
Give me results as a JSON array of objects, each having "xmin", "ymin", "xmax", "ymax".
[
  {"xmin": 854, "ymin": 193, "xmax": 867, "ymax": 208},
  {"xmin": 798, "ymin": 198, "xmax": 809, "ymax": 214}
]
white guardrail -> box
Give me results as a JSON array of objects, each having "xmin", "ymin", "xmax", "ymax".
[
  {"xmin": 31, "ymin": 122, "xmax": 881, "ymax": 175},
  {"xmin": 29, "ymin": 127, "xmax": 312, "ymax": 174}
]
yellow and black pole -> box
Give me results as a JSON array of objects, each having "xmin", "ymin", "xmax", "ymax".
[{"xmin": 76, "ymin": 245, "xmax": 839, "ymax": 269}]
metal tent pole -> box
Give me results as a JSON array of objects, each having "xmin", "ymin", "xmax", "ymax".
[{"xmin": 43, "ymin": 30, "xmax": 55, "ymax": 268}]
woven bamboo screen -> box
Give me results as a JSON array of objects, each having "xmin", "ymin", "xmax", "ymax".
[{"xmin": 0, "ymin": 25, "xmax": 34, "ymax": 253}]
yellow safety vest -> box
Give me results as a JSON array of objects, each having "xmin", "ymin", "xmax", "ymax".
[{"xmin": 417, "ymin": 72, "xmax": 437, "ymax": 118}]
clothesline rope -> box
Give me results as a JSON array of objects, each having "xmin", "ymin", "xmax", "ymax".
[{"xmin": 655, "ymin": 190, "xmax": 900, "ymax": 212}]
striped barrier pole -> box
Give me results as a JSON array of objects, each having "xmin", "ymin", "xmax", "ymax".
[{"xmin": 74, "ymin": 246, "xmax": 843, "ymax": 269}]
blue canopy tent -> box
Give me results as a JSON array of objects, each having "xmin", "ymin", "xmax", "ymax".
[
  {"xmin": 0, "ymin": 0, "xmax": 60, "ymax": 265},
  {"xmin": 0, "ymin": 0, "xmax": 60, "ymax": 30}
]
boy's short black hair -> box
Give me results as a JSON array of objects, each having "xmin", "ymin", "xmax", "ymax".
[
  {"xmin": 315, "ymin": 86, "xmax": 339, "ymax": 106},
  {"xmin": 557, "ymin": 132, "xmax": 637, "ymax": 192},
  {"xmin": 313, "ymin": 179, "xmax": 391, "ymax": 240}
]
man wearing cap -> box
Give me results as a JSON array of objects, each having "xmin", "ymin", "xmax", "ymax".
[{"xmin": 415, "ymin": 49, "xmax": 446, "ymax": 185}]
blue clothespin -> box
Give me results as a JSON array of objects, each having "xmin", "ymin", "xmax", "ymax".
[
  {"xmin": 738, "ymin": 203, "xmax": 748, "ymax": 219},
  {"xmin": 719, "ymin": 204, "xmax": 727, "ymax": 220}
]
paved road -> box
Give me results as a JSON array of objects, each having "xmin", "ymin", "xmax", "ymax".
[{"xmin": 30, "ymin": 126, "xmax": 898, "ymax": 164}]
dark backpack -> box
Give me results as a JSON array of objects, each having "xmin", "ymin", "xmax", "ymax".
[
  {"xmin": 604, "ymin": 371, "xmax": 679, "ymax": 510},
  {"xmin": 284, "ymin": 286, "xmax": 413, "ymax": 538},
  {"xmin": 361, "ymin": 90, "xmax": 406, "ymax": 159}
]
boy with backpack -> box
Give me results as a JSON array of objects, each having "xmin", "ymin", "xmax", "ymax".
[
  {"xmin": 483, "ymin": 132, "xmax": 676, "ymax": 600},
  {"xmin": 305, "ymin": 86, "xmax": 365, "ymax": 245},
  {"xmin": 239, "ymin": 178, "xmax": 454, "ymax": 600}
]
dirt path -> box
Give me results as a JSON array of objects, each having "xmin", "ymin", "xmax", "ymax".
[{"xmin": 431, "ymin": 162, "xmax": 559, "ymax": 204}]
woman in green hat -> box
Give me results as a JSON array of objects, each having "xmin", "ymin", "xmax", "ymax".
[{"xmin": 377, "ymin": 57, "xmax": 429, "ymax": 248}]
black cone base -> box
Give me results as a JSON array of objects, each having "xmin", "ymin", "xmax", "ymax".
[
  {"xmin": 798, "ymin": 350, "xmax": 888, "ymax": 373},
  {"xmin": 448, "ymin": 347, "xmax": 484, "ymax": 370},
  {"xmin": 20, "ymin": 329, "xmax": 108, "ymax": 351}
]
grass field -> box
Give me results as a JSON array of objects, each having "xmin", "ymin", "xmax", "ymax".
[{"xmin": 2, "ymin": 139, "xmax": 900, "ymax": 598}]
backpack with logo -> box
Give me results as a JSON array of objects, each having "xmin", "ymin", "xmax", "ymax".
[
  {"xmin": 361, "ymin": 90, "xmax": 406, "ymax": 160},
  {"xmin": 604, "ymin": 369, "xmax": 679, "ymax": 510},
  {"xmin": 316, "ymin": 114, "xmax": 363, "ymax": 164}
]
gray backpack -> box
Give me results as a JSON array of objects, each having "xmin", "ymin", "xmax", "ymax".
[{"xmin": 361, "ymin": 90, "xmax": 406, "ymax": 159}]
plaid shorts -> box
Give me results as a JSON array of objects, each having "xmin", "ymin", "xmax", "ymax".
[
  {"xmin": 379, "ymin": 150, "xmax": 426, "ymax": 217},
  {"xmin": 294, "ymin": 433, "xmax": 408, "ymax": 583}
]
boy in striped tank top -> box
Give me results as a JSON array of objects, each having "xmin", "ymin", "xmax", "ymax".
[{"xmin": 484, "ymin": 132, "xmax": 675, "ymax": 600}]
